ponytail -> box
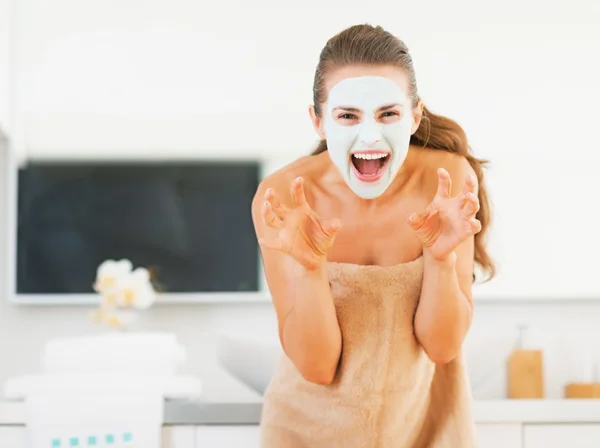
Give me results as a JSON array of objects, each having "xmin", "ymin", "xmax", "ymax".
[{"xmin": 413, "ymin": 106, "xmax": 495, "ymax": 281}]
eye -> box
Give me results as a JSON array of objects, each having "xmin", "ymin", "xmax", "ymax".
[
  {"xmin": 379, "ymin": 110, "xmax": 401, "ymax": 123},
  {"xmin": 339, "ymin": 113, "xmax": 358, "ymax": 120}
]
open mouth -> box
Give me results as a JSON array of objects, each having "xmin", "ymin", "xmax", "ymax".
[{"xmin": 350, "ymin": 150, "xmax": 391, "ymax": 182}]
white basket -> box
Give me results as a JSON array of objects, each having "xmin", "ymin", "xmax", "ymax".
[{"xmin": 25, "ymin": 393, "xmax": 163, "ymax": 448}]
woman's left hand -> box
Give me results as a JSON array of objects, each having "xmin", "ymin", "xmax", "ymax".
[{"xmin": 408, "ymin": 168, "xmax": 481, "ymax": 261}]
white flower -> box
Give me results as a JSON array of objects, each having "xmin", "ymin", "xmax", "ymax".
[
  {"xmin": 93, "ymin": 259, "xmax": 132, "ymax": 294},
  {"xmin": 115, "ymin": 267, "xmax": 156, "ymax": 310}
]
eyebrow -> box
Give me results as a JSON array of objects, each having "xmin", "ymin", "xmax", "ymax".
[
  {"xmin": 332, "ymin": 103, "xmax": 403, "ymax": 113},
  {"xmin": 379, "ymin": 103, "xmax": 403, "ymax": 111},
  {"xmin": 332, "ymin": 106, "xmax": 361, "ymax": 113}
]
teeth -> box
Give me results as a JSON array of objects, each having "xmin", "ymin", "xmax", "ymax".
[{"xmin": 352, "ymin": 153, "xmax": 389, "ymax": 160}]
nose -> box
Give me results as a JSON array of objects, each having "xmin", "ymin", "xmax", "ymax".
[{"xmin": 358, "ymin": 121, "xmax": 383, "ymax": 148}]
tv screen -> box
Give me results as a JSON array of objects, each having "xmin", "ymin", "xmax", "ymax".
[{"xmin": 16, "ymin": 161, "xmax": 260, "ymax": 295}]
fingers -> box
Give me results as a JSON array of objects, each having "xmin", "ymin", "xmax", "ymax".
[
  {"xmin": 435, "ymin": 168, "xmax": 452, "ymax": 199},
  {"xmin": 319, "ymin": 217, "xmax": 341, "ymax": 238},
  {"xmin": 467, "ymin": 218, "xmax": 482, "ymax": 235},
  {"xmin": 462, "ymin": 174, "xmax": 477, "ymax": 195},
  {"xmin": 408, "ymin": 210, "xmax": 429, "ymax": 230},
  {"xmin": 460, "ymin": 192, "xmax": 480, "ymax": 219},
  {"xmin": 264, "ymin": 188, "xmax": 288, "ymax": 219},
  {"xmin": 261, "ymin": 200, "xmax": 284, "ymax": 229},
  {"xmin": 291, "ymin": 177, "xmax": 308, "ymax": 207},
  {"xmin": 264, "ymin": 177, "xmax": 308, "ymax": 213},
  {"xmin": 258, "ymin": 237, "xmax": 286, "ymax": 252}
]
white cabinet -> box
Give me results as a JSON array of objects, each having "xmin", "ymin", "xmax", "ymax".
[
  {"xmin": 193, "ymin": 424, "xmax": 523, "ymax": 448},
  {"xmin": 0, "ymin": 426, "xmax": 194, "ymax": 448},
  {"xmin": 0, "ymin": 427, "xmax": 26, "ymax": 447},
  {"xmin": 477, "ymin": 422, "xmax": 600, "ymax": 448},
  {"xmin": 196, "ymin": 425, "xmax": 260, "ymax": 448},
  {"xmin": 476, "ymin": 423, "xmax": 522, "ymax": 448},
  {"xmin": 523, "ymin": 424, "xmax": 600, "ymax": 448},
  {"xmin": 162, "ymin": 426, "xmax": 196, "ymax": 448},
  {"xmin": 13, "ymin": 422, "xmax": 600, "ymax": 448}
]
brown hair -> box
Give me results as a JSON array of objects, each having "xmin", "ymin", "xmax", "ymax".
[{"xmin": 311, "ymin": 24, "xmax": 495, "ymax": 281}]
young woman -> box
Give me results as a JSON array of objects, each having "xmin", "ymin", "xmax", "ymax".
[{"xmin": 252, "ymin": 24, "xmax": 494, "ymax": 448}]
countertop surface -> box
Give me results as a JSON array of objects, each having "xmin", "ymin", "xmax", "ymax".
[{"xmin": 4, "ymin": 399, "xmax": 600, "ymax": 425}]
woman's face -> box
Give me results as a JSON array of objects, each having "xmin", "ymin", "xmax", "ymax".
[{"xmin": 310, "ymin": 65, "xmax": 422, "ymax": 199}]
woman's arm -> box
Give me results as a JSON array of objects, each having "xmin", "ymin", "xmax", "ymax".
[
  {"xmin": 412, "ymin": 160, "xmax": 479, "ymax": 364},
  {"xmin": 414, "ymin": 239, "xmax": 474, "ymax": 364},
  {"xmin": 251, "ymin": 178, "xmax": 342, "ymax": 385}
]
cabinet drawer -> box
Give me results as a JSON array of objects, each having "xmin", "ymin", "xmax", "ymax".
[
  {"xmin": 0, "ymin": 427, "xmax": 26, "ymax": 447},
  {"xmin": 523, "ymin": 424, "xmax": 600, "ymax": 448},
  {"xmin": 196, "ymin": 425, "xmax": 259, "ymax": 448},
  {"xmin": 162, "ymin": 426, "xmax": 196, "ymax": 448},
  {"xmin": 476, "ymin": 423, "xmax": 522, "ymax": 448}
]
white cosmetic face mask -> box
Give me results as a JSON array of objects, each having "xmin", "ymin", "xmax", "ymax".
[{"xmin": 323, "ymin": 76, "xmax": 414, "ymax": 199}]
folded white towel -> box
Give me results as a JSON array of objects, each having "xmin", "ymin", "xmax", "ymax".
[
  {"xmin": 4, "ymin": 373, "xmax": 202, "ymax": 400},
  {"xmin": 13, "ymin": 333, "xmax": 200, "ymax": 448},
  {"xmin": 42, "ymin": 332, "xmax": 186, "ymax": 375}
]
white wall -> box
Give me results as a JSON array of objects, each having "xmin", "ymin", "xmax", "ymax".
[
  {"xmin": 0, "ymin": 0, "xmax": 10, "ymax": 130},
  {"xmin": 11, "ymin": 0, "xmax": 600, "ymax": 300},
  {"xmin": 1, "ymin": 0, "xmax": 600, "ymax": 402}
]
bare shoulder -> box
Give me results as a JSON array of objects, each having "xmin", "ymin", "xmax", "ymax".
[{"xmin": 412, "ymin": 147, "xmax": 477, "ymax": 198}]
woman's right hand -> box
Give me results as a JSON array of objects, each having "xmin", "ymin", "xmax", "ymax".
[{"xmin": 258, "ymin": 177, "xmax": 341, "ymax": 271}]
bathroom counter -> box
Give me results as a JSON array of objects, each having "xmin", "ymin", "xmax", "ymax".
[
  {"xmin": 167, "ymin": 399, "xmax": 600, "ymax": 424},
  {"xmin": 0, "ymin": 399, "xmax": 264, "ymax": 425},
  {"xmin": 3, "ymin": 399, "xmax": 600, "ymax": 425},
  {"xmin": 165, "ymin": 399, "xmax": 263, "ymax": 425}
]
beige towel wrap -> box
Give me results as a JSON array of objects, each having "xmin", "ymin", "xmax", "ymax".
[{"xmin": 260, "ymin": 257, "xmax": 476, "ymax": 448}]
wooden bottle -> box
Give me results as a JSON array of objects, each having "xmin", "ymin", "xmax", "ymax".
[
  {"xmin": 564, "ymin": 350, "xmax": 600, "ymax": 398},
  {"xmin": 565, "ymin": 383, "xmax": 600, "ymax": 398},
  {"xmin": 507, "ymin": 325, "xmax": 544, "ymax": 399}
]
